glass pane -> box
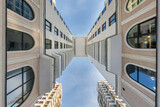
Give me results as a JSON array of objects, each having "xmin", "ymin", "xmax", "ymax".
[
  {"xmin": 127, "ymin": 25, "xmax": 138, "ymax": 38},
  {"xmin": 23, "ymin": 33, "xmax": 34, "ymax": 50},
  {"xmin": 7, "ymin": 87, "xmax": 22, "ymax": 107},
  {"xmin": 139, "ymin": 68, "xmax": 156, "ymax": 91},
  {"xmin": 7, "ymin": 68, "xmax": 22, "ymax": 79},
  {"xmin": 7, "ymin": 28, "xmax": 22, "ymax": 51},
  {"xmin": 126, "ymin": 65, "xmax": 138, "ymax": 81},
  {"xmin": 139, "ymin": 34, "xmax": 156, "ymax": 48},
  {"xmin": 23, "ymin": 79, "xmax": 34, "ymax": 95},
  {"xmin": 140, "ymin": 19, "xmax": 155, "ymax": 34},
  {"xmin": 23, "ymin": 1, "xmax": 34, "ymax": 20},
  {"xmin": 23, "ymin": 69, "xmax": 34, "ymax": 83},
  {"xmin": 127, "ymin": 38, "xmax": 138, "ymax": 48},
  {"xmin": 7, "ymin": 73, "xmax": 22, "ymax": 93}
]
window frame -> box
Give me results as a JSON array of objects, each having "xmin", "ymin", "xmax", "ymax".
[
  {"xmin": 54, "ymin": 27, "xmax": 59, "ymax": 36},
  {"xmin": 126, "ymin": 64, "xmax": 156, "ymax": 92},
  {"xmin": 6, "ymin": 66, "xmax": 35, "ymax": 107},
  {"xmin": 54, "ymin": 41, "xmax": 59, "ymax": 49},
  {"xmin": 45, "ymin": 39, "xmax": 52, "ymax": 49},
  {"xmin": 102, "ymin": 22, "xmax": 106, "ymax": 31},
  {"xmin": 109, "ymin": 13, "xmax": 116, "ymax": 26},
  {"xmin": 7, "ymin": 0, "xmax": 34, "ymax": 20},
  {"xmin": 45, "ymin": 19, "xmax": 52, "ymax": 32},
  {"xmin": 126, "ymin": 17, "xmax": 156, "ymax": 49}
]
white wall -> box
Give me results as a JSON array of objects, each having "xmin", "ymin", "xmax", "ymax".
[{"xmin": 74, "ymin": 37, "xmax": 87, "ymax": 57}]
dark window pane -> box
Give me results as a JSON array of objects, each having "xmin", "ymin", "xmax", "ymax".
[
  {"xmin": 140, "ymin": 19, "xmax": 155, "ymax": 34},
  {"xmin": 23, "ymin": 33, "xmax": 34, "ymax": 50},
  {"xmin": 7, "ymin": 0, "xmax": 34, "ymax": 20},
  {"xmin": 126, "ymin": 64, "xmax": 138, "ymax": 81},
  {"xmin": 7, "ymin": 28, "xmax": 34, "ymax": 51},
  {"xmin": 7, "ymin": 28, "xmax": 22, "ymax": 51},
  {"xmin": 126, "ymin": 18, "xmax": 156, "ymax": 49},
  {"xmin": 23, "ymin": 79, "xmax": 34, "ymax": 95},
  {"xmin": 23, "ymin": 69, "xmax": 34, "ymax": 82}
]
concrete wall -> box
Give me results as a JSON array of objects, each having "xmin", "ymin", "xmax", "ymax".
[
  {"xmin": 121, "ymin": 0, "xmax": 156, "ymax": 106},
  {"xmin": 39, "ymin": 55, "xmax": 54, "ymax": 95},
  {"xmin": 45, "ymin": 0, "xmax": 73, "ymax": 53},
  {"xmin": 74, "ymin": 37, "xmax": 87, "ymax": 57}
]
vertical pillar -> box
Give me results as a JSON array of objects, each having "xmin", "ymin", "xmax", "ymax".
[
  {"xmin": 0, "ymin": 0, "xmax": 6, "ymax": 107},
  {"xmin": 156, "ymin": 0, "xmax": 160, "ymax": 106}
]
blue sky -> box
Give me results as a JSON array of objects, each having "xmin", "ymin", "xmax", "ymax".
[
  {"xmin": 57, "ymin": 57, "xmax": 105, "ymax": 107},
  {"xmin": 55, "ymin": 0, "xmax": 106, "ymax": 106},
  {"xmin": 56, "ymin": 0, "xmax": 105, "ymax": 37}
]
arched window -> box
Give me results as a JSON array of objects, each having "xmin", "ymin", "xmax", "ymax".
[
  {"xmin": 7, "ymin": 28, "xmax": 35, "ymax": 51},
  {"xmin": 7, "ymin": 0, "xmax": 34, "ymax": 20},
  {"xmin": 7, "ymin": 66, "xmax": 35, "ymax": 107},
  {"xmin": 126, "ymin": 0, "xmax": 143, "ymax": 11},
  {"xmin": 126, "ymin": 18, "xmax": 156, "ymax": 49},
  {"xmin": 126, "ymin": 64, "xmax": 156, "ymax": 92}
]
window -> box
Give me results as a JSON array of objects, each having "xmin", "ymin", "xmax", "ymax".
[
  {"xmin": 60, "ymin": 31, "xmax": 63, "ymax": 38},
  {"xmin": 95, "ymin": 31, "xmax": 97, "ymax": 37},
  {"xmin": 48, "ymin": 0, "xmax": 52, "ymax": 5},
  {"xmin": 7, "ymin": 28, "xmax": 34, "ymax": 51},
  {"xmin": 54, "ymin": 41, "xmax": 58, "ymax": 49},
  {"xmin": 102, "ymin": 22, "xmax": 106, "ymax": 31},
  {"xmin": 54, "ymin": 27, "xmax": 58, "ymax": 36},
  {"xmin": 6, "ymin": 66, "xmax": 34, "ymax": 107},
  {"xmin": 108, "ymin": 0, "xmax": 112, "ymax": 5},
  {"xmin": 7, "ymin": 0, "xmax": 34, "ymax": 20},
  {"xmin": 60, "ymin": 42, "xmax": 63, "ymax": 49},
  {"xmin": 45, "ymin": 20, "xmax": 52, "ymax": 32},
  {"xmin": 109, "ymin": 13, "xmax": 116, "ymax": 26},
  {"xmin": 126, "ymin": 64, "xmax": 156, "ymax": 92},
  {"xmin": 98, "ymin": 28, "xmax": 101, "ymax": 35},
  {"xmin": 102, "ymin": 7, "xmax": 106, "ymax": 15},
  {"xmin": 45, "ymin": 39, "xmax": 52, "ymax": 49},
  {"xmin": 64, "ymin": 34, "xmax": 66, "ymax": 40},
  {"xmin": 64, "ymin": 44, "xmax": 66, "ymax": 48},
  {"xmin": 98, "ymin": 16, "xmax": 101, "ymax": 21},
  {"xmin": 126, "ymin": 18, "xmax": 156, "ymax": 49},
  {"xmin": 126, "ymin": 0, "xmax": 143, "ymax": 11}
]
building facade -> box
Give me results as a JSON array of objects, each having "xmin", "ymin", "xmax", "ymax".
[
  {"xmin": 0, "ymin": 0, "xmax": 160, "ymax": 107},
  {"xmin": 97, "ymin": 81, "xmax": 126, "ymax": 107},
  {"xmin": 86, "ymin": 0, "xmax": 158, "ymax": 107},
  {"xmin": 33, "ymin": 82, "xmax": 62, "ymax": 107},
  {"xmin": 0, "ymin": 0, "xmax": 73, "ymax": 107}
]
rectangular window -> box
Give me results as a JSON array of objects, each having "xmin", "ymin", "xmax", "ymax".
[
  {"xmin": 109, "ymin": 13, "xmax": 116, "ymax": 26},
  {"xmin": 102, "ymin": 22, "xmax": 106, "ymax": 31},
  {"xmin": 54, "ymin": 41, "xmax": 59, "ymax": 49},
  {"xmin": 109, "ymin": 0, "xmax": 112, "ymax": 5},
  {"xmin": 64, "ymin": 34, "xmax": 66, "ymax": 40},
  {"xmin": 102, "ymin": 7, "xmax": 106, "ymax": 15},
  {"xmin": 60, "ymin": 31, "xmax": 63, "ymax": 38},
  {"xmin": 98, "ymin": 28, "xmax": 101, "ymax": 35},
  {"xmin": 45, "ymin": 20, "xmax": 52, "ymax": 32},
  {"xmin": 60, "ymin": 42, "xmax": 63, "ymax": 49},
  {"xmin": 45, "ymin": 39, "xmax": 52, "ymax": 49},
  {"xmin": 54, "ymin": 27, "xmax": 58, "ymax": 36},
  {"xmin": 98, "ymin": 16, "xmax": 101, "ymax": 21},
  {"xmin": 95, "ymin": 31, "xmax": 97, "ymax": 37},
  {"xmin": 64, "ymin": 44, "xmax": 66, "ymax": 48}
]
